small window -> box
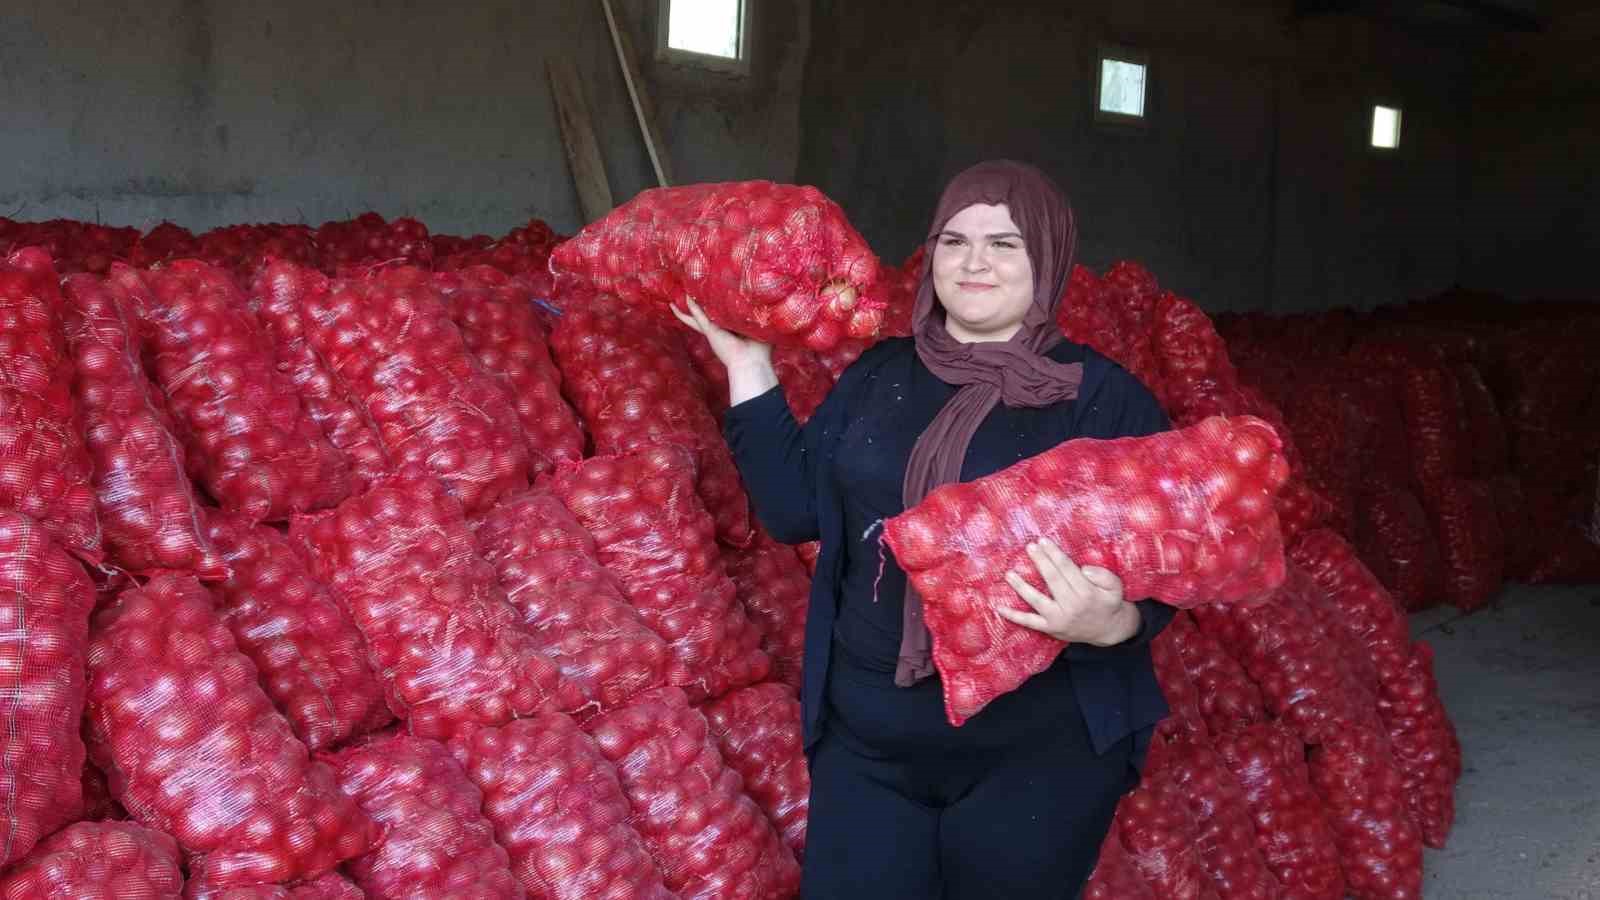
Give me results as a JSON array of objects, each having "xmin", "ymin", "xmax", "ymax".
[
  {"xmin": 1096, "ymin": 48, "xmax": 1149, "ymax": 124},
  {"xmin": 659, "ymin": 0, "xmax": 748, "ymax": 73},
  {"xmin": 1371, "ymin": 105, "xmax": 1402, "ymax": 149}
]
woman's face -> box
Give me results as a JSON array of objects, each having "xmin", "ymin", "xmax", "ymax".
[{"xmin": 931, "ymin": 202, "xmax": 1035, "ymax": 343}]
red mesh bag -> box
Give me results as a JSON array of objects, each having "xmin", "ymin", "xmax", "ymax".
[
  {"xmin": 248, "ymin": 261, "xmax": 390, "ymax": 490},
  {"xmin": 1400, "ymin": 361, "xmax": 1468, "ymax": 502},
  {"xmin": 1488, "ymin": 473, "xmax": 1532, "ymax": 580},
  {"xmin": 1288, "ymin": 530, "xmax": 1458, "ymax": 848},
  {"xmin": 434, "ymin": 266, "xmax": 584, "ymax": 474},
  {"xmin": 81, "ymin": 758, "xmax": 124, "ymax": 822},
  {"xmin": 545, "ymin": 447, "xmax": 771, "ymax": 703},
  {"xmin": 1430, "ymin": 478, "xmax": 1505, "ymax": 611},
  {"xmin": 0, "ymin": 510, "xmax": 95, "ymax": 867},
  {"xmin": 882, "ymin": 415, "xmax": 1290, "ymax": 725},
  {"xmin": 186, "ymin": 871, "xmax": 365, "ymax": 900},
  {"xmin": 1307, "ymin": 726, "xmax": 1425, "ymax": 900},
  {"xmin": 1150, "ymin": 621, "xmax": 1208, "ymax": 740},
  {"xmin": 1214, "ymin": 723, "xmax": 1344, "ymax": 900},
  {"xmin": 313, "ymin": 214, "xmax": 433, "ymax": 273},
  {"xmin": 0, "ymin": 248, "xmax": 101, "ymax": 562},
  {"xmin": 721, "ymin": 528, "xmax": 810, "ymax": 689},
  {"xmin": 1112, "ymin": 765, "xmax": 1216, "ymax": 900},
  {"xmin": 1083, "ymin": 830, "xmax": 1157, "ymax": 900},
  {"xmin": 473, "ymin": 488, "xmax": 671, "ymax": 711},
  {"xmin": 701, "ymin": 683, "xmax": 810, "ymax": 859},
  {"xmin": 0, "ymin": 821, "xmax": 184, "ymax": 900},
  {"xmin": 1155, "ymin": 732, "xmax": 1282, "ymax": 900},
  {"xmin": 85, "ymin": 575, "xmax": 379, "ymax": 888},
  {"xmin": 449, "ymin": 714, "xmax": 673, "ymax": 900},
  {"xmin": 1192, "ymin": 570, "xmax": 1365, "ymax": 745},
  {"xmin": 290, "ymin": 468, "xmax": 593, "ymax": 740},
  {"xmin": 585, "ymin": 687, "xmax": 801, "ymax": 899},
  {"xmin": 550, "ymin": 181, "xmax": 882, "ymax": 351},
  {"xmin": 202, "ymin": 510, "xmax": 391, "ymax": 750},
  {"xmin": 1454, "ymin": 363, "xmax": 1507, "ymax": 477},
  {"xmin": 61, "ymin": 274, "xmax": 225, "ymax": 577},
  {"xmin": 1354, "ymin": 484, "xmax": 1444, "ymax": 612},
  {"xmin": 770, "ymin": 345, "xmax": 836, "ymax": 423},
  {"xmin": 1282, "ymin": 377, "xmax": 1366, "ymax": 535},
  {"xmin": 860, "ymin": 245, "xmax": 922, "ymax": 339},
  {"xmin": 679, "ymin": 332, "xmax": 732, "ymax": 420},
  {"xmin": 1164, "ymin": 611, "xmax": 1264, "ymax": 738},
  {"xmin": 120, "ymin": 260, "xmax": 352, "ymax": 521},
  {"xmin": 550, "ymin": 292, "xmax": 753, "ymax": 546},
  {"xmin": 297, "ymin": 266, "xmax": 530, "ymax": 515},
  {"xmin": 812, "ymin": 336, "xmax": 870, "ymax": 382},
  {"xmin": 322, "ymin": 732, "xmax": 520, "ymax": 899},
  {"xmin": 1274, "ymin": 478, "xmax": 1334, "ymax": 547},
  {"xmin": 1058, "ymin": 262, "xmax": 1164, "ymax": 395},
  {"xmin": 193, "ymin": 225, "xmax": 319, "ymax": 281},
  {"xmin": 794, "ymin": 540, "xmax": 820, "ymax": 576},
  {"xmin": 1153, "ymin": 290, "xmax": 1240, "ymax": 428},
  {"xmin": 129, "ymin": 222, "xmax": 200, "ymax": 267}
]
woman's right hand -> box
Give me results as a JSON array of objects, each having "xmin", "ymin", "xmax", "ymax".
[{"xmin": 671, "ymin": 298, "xmax": 778, "ymax": 405}]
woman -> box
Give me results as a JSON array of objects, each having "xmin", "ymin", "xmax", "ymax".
[{"xmin": 675, "ymin": 160, "xmax": 1174, "ymax": 898}]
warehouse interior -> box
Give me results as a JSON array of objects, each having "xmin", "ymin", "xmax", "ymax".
[{"xmin": 1, "ymin": 0, "xmax": 1596, "ymax": 897}]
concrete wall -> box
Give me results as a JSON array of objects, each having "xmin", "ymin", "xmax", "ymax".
[
  {"xmin": 796, "ymin": 0, "xmax": 1470, "ymax": 313},
  {"xmin": 0, "ymin": 0, "xmax": 808, "ymax": 236},
  {"xmin": 1462, "ymin": 7, "xmax": 1600, "ymax": 301}
]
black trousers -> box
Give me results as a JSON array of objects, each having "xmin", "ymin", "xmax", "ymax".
[{"xmin": 801, "ymin": 650, "xmax": 1137, "ymax": 899}]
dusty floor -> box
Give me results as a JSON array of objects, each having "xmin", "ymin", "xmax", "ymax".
[{"xmin": 1410, "ymin": 583, "xmax": 1600, "ymax": 899}]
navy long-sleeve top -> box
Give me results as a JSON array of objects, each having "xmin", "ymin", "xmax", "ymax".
[{"xmin": 723, "ymin": 336, "xmax": 1177, "ymax": 763}]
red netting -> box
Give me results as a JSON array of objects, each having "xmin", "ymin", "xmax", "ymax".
[
  {"xmin": 434, "ymin": 265, "xmax": 584, "ymax": 474},
  {"xmin": 81, "ymin": 758, "xmax": 124, "ymax": 822},
  {"xmin": 1153, "ymin": 290, "xmax": 1240, "ymax": 428},
  {"xmin": 1149, "ymin": 621, "xmax": 1208, "ymax": 741},
  {"xmin": 1283, "ymin": 377, "xmax": 1367, "ymax": 535},
  {"xmin": 721, "ymin": 528, "xmax": 810, "ymax": 689},
  {"xmin": 1112, "ymin": 764, "xmax": 1216, "ymax": 900},
  {"xmin": 1057, "ymin": 262, "xmax": 1164, "ymax": 396},
  {"xmin": 770, "ymin": 345, "xmax": 836, "ymax": 423},
  {"xmin": 85, "ymin": 575, "xmax": 378, "ymax": 888},
  {"xmin": 296, "ymin": 266, "xmax": 530, "ymax": 515},
  {"xmin": 1165, "ymin": 611, "xmax": 1265, "ymax": 738},
  {"xmin": 882, "ymin": 416, "xmax": 1290, "ymax": 725},
  {"xmin": 119, "ymin": 260, "xmax": 352, "ymax": 521},
  {"xmin": 321, "ymin": 732, "xmax": 521, "ymax": 899},
  {"xmin": 1400, "ymin": 360, "xmax": 1468, "ymax": 502},
  {"xmin": 129, "ymin": 222, "xmax": 199, "ymax": 268},
  {"xmin": 60, "ymin": 274, "xmax": 225, "ymax": 577},
  {"xmin": 1274, "ymin": 478, "xmax": 1335, "ymax": 547},
  {"xmin": 584, "ymin": 687, "xmax": 801, "ymax": 898},
  {"xmin": 192, "ymin": 224, "xmax": 319, "ymax": 281},
  {"xmin": 1430, "ymin": 478, "xmax": 1505, "ymax": 611},
  {"xmin": 862, "ymin": 245, "xmax": 922, "ymax": 339},
  {"xmin": 551, "ymin": 181, "xmax": 882, "ymax": 351},
  {"xmin": 1083, "ymin": 830, "xmax": 1157, "ymax": 900},
  {"xmin": 1306, "ymin": 726, "xmax": 1425, "ymax": 900},
  {"xmin": 248, "ymin": 261, "xmax": 390, "ymax": 490},
  {"xmin": 793, "ymin": 541, "xmax": 820, "ymax": 576},
  {"xmin": 448, "ymin": 714, "xmax": 673, "ymax": 900},
  {"xmin": 550, "ymin": 292, "xmax": 754, "ymax": 547},
  {"xmin": 1354, "ymin": 484, "xmax": 1443, "ymax": 612},
  {"xmin": 313, "ymin": 214, "xmax": 433, "ymax": 273},
  {"xmin": 187, "ymin": 871, "xmax": 365, "ymax": 900},
  {"xmin": 202, "ymin": 510, "xmax": 391, "ymax": 751},
  {"xmin": 0, "ymin": 510, "xmax": 95, "ymax": 867},
  {"xmin": 544, "ymin": 447, "xmax": 770, "ymax": 703},
  {"xmin": 1454, "ymin": 363, "xmax": 1507, "ymax": 478},
  {"xmin": 1287, "ymin": 530, "xmax": 1458, "ymax": 848},
  {"xmin": 1152, "ymin": 731, "xmax": 1282, "ymax": 900},
  {"xmin": 1488, "ymin": 473, "xmax": 1532, "ymax": 580},
  {"xmin": 0, "ymin": 247, "xmax": 101, "ymax": 562},
  {"xmin": 1192, "ymin": 570, "xmax": 1365, "ymax": 745},
  {"xmin": 0, "ymin": 821, "xmax": 184, "ymax": 900},
  {"xmin": 1214, "ymin": 722, "xmax": 1345, "ymax": 900},
  {"xmin": 701, "ymin": 682, "xmax": 810, "ymax": 859},
  {"xmin": 290, "ymin": 468, "xmax": 593, "ymax": 740},
  {"xmin": 473, "ymin": 488, "xmax": 671, "ymax": 711}
]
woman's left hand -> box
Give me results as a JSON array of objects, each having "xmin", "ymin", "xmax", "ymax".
[{"xmin": 997, "ymin": 539, "xmax": 1141, "ymax": 646}]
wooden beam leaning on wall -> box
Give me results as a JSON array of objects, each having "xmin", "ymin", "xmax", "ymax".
[
  {"xmin": 600, "ymin": 0, "xmax": 676, "ymax": 188},
  {"xmin": 548, "ymin": 57, "xmax": 615, "ymax": 224}
]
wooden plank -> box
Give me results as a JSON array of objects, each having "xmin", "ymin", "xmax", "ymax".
[
  {"xmin": 600, "ymin": 0, "xmax": 676, "ymax": 188},
  {"xmin": 547, "ymin": 57, "xmax": 614, "ymax": 224}
]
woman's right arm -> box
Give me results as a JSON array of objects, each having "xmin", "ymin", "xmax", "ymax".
[{"xmin": 674, "ymin": 299, "xmax": 822, "ymax": 544}]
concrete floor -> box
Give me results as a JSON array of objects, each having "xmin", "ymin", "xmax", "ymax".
[{"xmin": 1410, "ymin": 583, "xmax": 1600, "ymax": 899}]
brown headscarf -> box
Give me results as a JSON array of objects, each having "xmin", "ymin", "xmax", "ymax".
[{"xmin": 895, "ymin": 160, "xmax": 1085, "ymax": 687}]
